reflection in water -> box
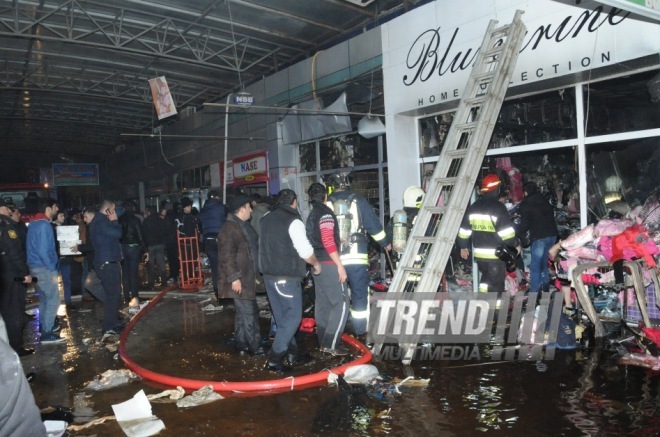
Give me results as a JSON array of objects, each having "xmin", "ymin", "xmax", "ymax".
[{"xmin": 463, "ymin": 371, "xmax": 518, "ymax": 432}]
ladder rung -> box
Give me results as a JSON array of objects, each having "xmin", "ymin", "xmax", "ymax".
[
  {"xmin": 492, "ymin": 24, "xmax": 511, "ymax": 35},
  {"xmin": 445, "ymin": 149, "xmax": 468, "ymax": 159},
  {"xmin": 422, "ymin": 206, "xmax": 447, "ymax": 215},
  {"xmin": 463, "ymin": 96, "xmax": 486, "ymax": 106},
  {"xmin": 472, "ymin": 71, "xmax": 494, "ymax": 83},
  {"xmin": 400, "ymin": 267, "xmax": 425, "ymax": 275},
  {"xmin": 432, "ymin": 176, "xmax": 458, "ymax": 185},
  {"xmin": 482, "ymin": 45, "xmax": 504, "ymax": 58},
  {"xmin": 412, "ymin": 236, "xmax": 437, "ymax": 244},
  {"xmin": 455, "ymin": 121, "xmax": 478, "ymax": 131}
]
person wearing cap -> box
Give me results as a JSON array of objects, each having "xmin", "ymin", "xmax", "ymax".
[
  {"xmin": 518, "ymin": 181, "xmax": 558, "ymax": 293},
  {"xmin": 217, "ymin": 195, "xmax": 264, "ymax": 356},
  {"xmin": 259, "ymin": 189, "xmax": 321, "ymax": 373},
  {"xmin": 5, "ymin": 202, "xmax": 27, "ymax": 250},
  {"xmin": 176, "ymin": 197, "xmax": 201, "ymax": 285},
  {"xmin": 457, "ymin": 174, "xmax": 519, "ymax": 294},
  {"xmin": 199, "ymin": 190, "xmax": 226, "ymax": 301},
  {"xmin": 0, "ymin": 198, "xmax": 34, "ymax": 355}
]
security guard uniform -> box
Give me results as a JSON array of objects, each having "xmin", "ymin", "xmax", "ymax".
[{"xmin": 0, "ymin": 211, "xmax": 31, "ymax": 353}]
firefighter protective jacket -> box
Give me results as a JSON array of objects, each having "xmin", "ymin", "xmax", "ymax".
[
  {"xmin": 328, "ymin": 188, "xmax": 390, "ymax": 266},
  {"xmin": 457, "ymin": 196, "xmax": 518, "ymax": 260}
]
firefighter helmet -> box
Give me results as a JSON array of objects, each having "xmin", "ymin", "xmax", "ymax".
[
  {"xmin": 325, "ymin": 171, "xmax": 350, "ymax": 190},
  {"xmin": 480, "ymin": 174, "xmax": 501, "ymax": 193},
  {"xmin": 403, "ymin": 186, "xmax": 425, "ymax": 208}
]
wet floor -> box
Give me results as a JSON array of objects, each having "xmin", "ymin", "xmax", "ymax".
[{"xmin": 20, "ymin": 288, "xmax": 660, "ymax": 436}]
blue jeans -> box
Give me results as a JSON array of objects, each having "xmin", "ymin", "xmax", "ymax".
[
  {"xmin": 264, "ymin": 275, "xmax": 301, "ymax": 364},
  {"xmin": 344, "ymin": 264, "xmax": 370, "ymax": 336},
  {"xmin": 30, "ymin": 267, "xmax": 60, "ymax": 335},
  {"xmin": 60, "ymin": 258, "xmax": 72, "ymax": 304},
  {"xmin": 530, "ymin": 236, "xmax": 556, "ymax": 293},
  {"xmin": 121, "ymin": 245, "xmax": 141, "ymax": 301}
]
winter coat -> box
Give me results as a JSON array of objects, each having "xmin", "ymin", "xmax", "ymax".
[
  {"xmin": 88, "ymin": 212, "xmax": 122, "ymax": 269},
  {"xmin": 198, "ymin": 198, "xmax": 226, "ymax": 237},
  {"xmin": 26, "ymin": 214, "xmax": 58, "ymax": 271},
  {"xmin": 142, "ymin": 214, "xmax": 169, "ymax": 247},
  {"xmin": 119, "ymin": 211, "xmax": 147, "ymax": 249},
  {"xmin": 518, "ymin": 192, "xmax": 558, "ymax": 242},
  {"xmin": 217, "ymin": 214, "xmax": 260, "ymax": 300}
]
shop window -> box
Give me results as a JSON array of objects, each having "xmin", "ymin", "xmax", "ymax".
[
  {"xmin": 489, "ymin": 89, "xmax": 577, "ymax": 148},
  {"xmin": 299, "ymin": 142, "xmax": 316, "ymax": 172},
  {"xmin": 584, "ymin": 69, "xmax": 660, "ymax": 136},
  {"xmin": 586, "ymin": 139, "xmax": 659, "ymax": 223},
  {"xmin": 419, "ymin": 88, "xmax": 577, "ymax": 157},
  {"xmin": 320, "ymin": 136, "xmax": 355, "ymax": 170}
]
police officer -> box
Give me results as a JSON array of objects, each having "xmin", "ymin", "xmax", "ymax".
[
  {"xmin": 0, "ymin": 198, "xmax": 34, "ymax": 356},
  {"xmin": 457, "ymin": 174, "xmax": 519, "ymax": 294},
  {"xmin": 325, "ymin": 171, "xmax": 391, "ymax": 339}
]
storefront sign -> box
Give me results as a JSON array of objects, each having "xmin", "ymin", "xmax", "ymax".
[
  {"xmin": 52, "ymin": 163, "xmax": 99, "ymax": 186},
  {"xmin": 382, "ymin": 0, "xmax": 660, "ymax": 115},
  {"xmin": 231, "ymin": 152, "xmax": 268, "ymax": 186}
]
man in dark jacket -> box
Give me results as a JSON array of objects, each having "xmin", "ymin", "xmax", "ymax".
[
  {"xmin": 259, "ymin": 189, "xmax": 321, "ymax": 373},
  {"xmin": 458, "ymin": 174, "xmax": 519, "ymax": 295},
  {"xmin": 89, "ymin": 200, "xmax": 124, "ymax": 335},
  {"xmin": 0, "ymin": 199, "xmax": 33, "ymax": 355},
  {"xmin": 518, "ymin": 182, "xmax": 558, "ymax": 293},
  {"xmin": 119, "ymin": 200, "xmax": 146, "ymax": 306},
  {"xmin": 142, "ymin": 206, "xmax": 168, "ymax": 289},
  {"xmin": 199, "ymin": 190, "xmax": 226, "ymax": 300},
  {"xmin": 218, "ymin": 195, "xmax": 264, "ymax": 356}
]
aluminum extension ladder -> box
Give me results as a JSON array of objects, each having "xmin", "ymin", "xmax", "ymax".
[{"xmin": 372, "ymin": 10, "xmax": 527, "ymax": 364}]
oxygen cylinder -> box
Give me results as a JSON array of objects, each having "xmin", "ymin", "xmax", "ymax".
[
  {"xmin": 392, "ymin": 209, "xmax": 408, "ymax": 253},
  {"xmin": 333, "ymin": 199, "xmax": 352, "ymax": 251}
]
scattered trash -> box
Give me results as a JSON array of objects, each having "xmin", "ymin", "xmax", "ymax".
[
  {"xmin": 106, "ymin": 343, "xmax": 118, "ymax": 352},
  {"xmin": 129, "ymin": 302, "xmax": 149, "ymax": 315},
  {"xmin": 85, "ymin": 369, "xmax": 141, "ymax": 391},
  {"xmin": 40, "ymin": 405, "xmax": 74, "ymax": 424},
  {"xmin": 175, "ymin": 385, "xmax": 223, "ymax": 408},
  {"xmin": 44, "ymin": 420, "xmax": 68, "ymax": 437},
  {"xmin": 112, "ymin": 390, "xmax": 165, "ymax": 437},
  {"xmin": 72, "ymin": 392, "xmax": 98, "ymax": 423},
  {"xmin": 392, "ymin": 376, "xmax": 430, "ymax": 388},
  {"xmin": 342, "ymin": 364, "xmax": 381, "ymax": 385},
  {"xmin": 146, "ymin": 386, "xmax": 186, "ymax": 402},
  {"xmin": 67, "ymin": 415, "xmax": 116, "ymax": 432},
  {"xmin": 82, "ymin": 338, "xmax": 93, "ymax": 345},
  {"xmin": 202, "ymin": 304, "xmax": 224, "ymax": 312}
]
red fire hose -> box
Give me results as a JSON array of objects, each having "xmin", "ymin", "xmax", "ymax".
[{"xmin": 118, "ymin": 286, "xmax": 373, "ymax": 394}]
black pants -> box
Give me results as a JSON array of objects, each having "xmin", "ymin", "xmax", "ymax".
[
  {"xmin": 166, "ymin": 242, "xmax": 179, "ymax": 281},
  {"xmin": 234, "ymin": 298, "xmax": 262, "ymax": 353},
  {"xmin": 476, "ymin": 259, "xmax": 505, "ymax": 295},
  {"xmin": 204, "ymin": 237, "xmax": 219, "ymax": 297},
  {"xmin": 0, "ymin": 280, "xmax": 27, "ymax": 350}
]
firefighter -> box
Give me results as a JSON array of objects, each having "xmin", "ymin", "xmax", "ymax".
[
  {"xmin": 325, "ymin": 171, "xmax": 391, "ymax": 339},
  {"xmin": 457, "ymin": 174, "xmax": 519, "ymax": 294}
]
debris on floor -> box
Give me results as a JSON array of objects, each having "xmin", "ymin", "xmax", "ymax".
[
  {"xmin": 175, "ymin": 385, "xmax": 224, "ymax": 408},
  {"xmin": 146, "ymin": 386, "xmax": 186, "ymax": 402},
  {"xmin": 85, "ymin": 369, "xmax": 141, "ymax": 391},
  {"xmin": 112, "ymin": 389, "xmax": 165, "ymax": 437}
]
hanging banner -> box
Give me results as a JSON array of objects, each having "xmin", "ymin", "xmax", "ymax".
[
  {"xmin": 148, "ymin": 76, "xmax": 177, "ymax": 120},
  {"xmin": 230, "ymin": 152, "xmax": 268, "ymax": 186},
  {"xmin": 52, "ymin": 163, "xmax": 99, "ymax": 186}
]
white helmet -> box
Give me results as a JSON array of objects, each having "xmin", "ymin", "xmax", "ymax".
[{"xmin": 403, "ymin": 186, "xmax": 425, "ymax": 208}]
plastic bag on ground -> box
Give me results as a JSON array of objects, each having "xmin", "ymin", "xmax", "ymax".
[
  {"xmin": 146, "ymin": 386, "xmax": 185, "ymax": 402},
  {"xmin": 85, "ymin": 369, "xmax": 141, "ymax": 391},
  {"xmin": 342, "ymin": 364, "xmax": 381, "ymax": 385},
  {"xmin": 175, "ymin": 385, "xmax": 223, "ymax": 408}
]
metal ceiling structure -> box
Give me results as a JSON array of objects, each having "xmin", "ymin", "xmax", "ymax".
[{"xmin": 0, "ymin": 0, "xmax": 425, "ymax": 182}]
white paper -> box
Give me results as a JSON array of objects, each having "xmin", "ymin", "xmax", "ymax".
[{"xmin": 112, "ymin": 390, "xmax": 165, "ymax": 437}]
